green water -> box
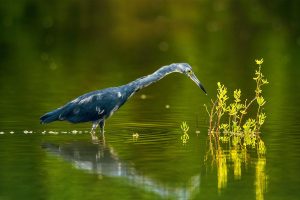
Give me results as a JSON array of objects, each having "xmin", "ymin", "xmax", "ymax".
[{"xmin": 1, "ymin": 1, "xmax": 300, "ymax": 200}]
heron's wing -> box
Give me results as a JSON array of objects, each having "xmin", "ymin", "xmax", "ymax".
[{"xmin": 62, "ymin": 89, "xmax": 121, "ymax": 123}]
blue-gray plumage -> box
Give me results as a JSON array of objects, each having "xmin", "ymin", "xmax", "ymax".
[{"xmin": 40, "ymin": 63, "xmax": 207, "ymax": 140}]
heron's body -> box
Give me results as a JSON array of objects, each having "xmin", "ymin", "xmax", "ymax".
[
  {"xmin": 40, "ymin": 63, "xmax": 206, "ymax": 140},
  {"xmin": 40, "ymin": 87, "xmax": 130, "ymax": 123}
]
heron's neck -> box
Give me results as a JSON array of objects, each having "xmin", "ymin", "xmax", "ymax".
[{"xmin": 127, "ymin": 65, "xmax": 179, "ymax": 92}]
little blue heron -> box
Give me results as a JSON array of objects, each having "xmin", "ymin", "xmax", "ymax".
[{"xmin": 40, "ymin": 63, "xmax": 207, "ymax": 140}]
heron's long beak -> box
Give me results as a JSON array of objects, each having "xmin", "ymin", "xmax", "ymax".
[{"xmin": 188, "ymin": 72, "xmax": 207, "ymax": 95}]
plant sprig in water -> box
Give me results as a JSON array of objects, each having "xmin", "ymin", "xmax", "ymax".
[
  {"xmin": 204, "ymin": 58, "xmax": 268, "ymax": 154},
  {"xmin": 180, "ymin": 121, "xmax": 190, "ymax": 144}
]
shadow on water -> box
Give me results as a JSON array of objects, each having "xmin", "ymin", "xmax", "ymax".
[{"xmin": 42, "ymin": 140, "xmax": 200, "ymax": 200}]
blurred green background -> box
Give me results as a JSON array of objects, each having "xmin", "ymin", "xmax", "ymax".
[
  {"xmin": 1, "ymin": 0, "xmax": 300, "ymax": 123},
  {"xmin": 1, "ymin": 1, "xmax": 300, "ymax": 200}
]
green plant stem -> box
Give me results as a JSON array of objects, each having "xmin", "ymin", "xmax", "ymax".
[
  {"xmin": 255, "ymin": 105, "xmax": 262, "ymax": 134},
  {"xmin": 209, "ymin": 100, "xmax": 217, "ymax": 133},
  {"xmin": 239, "ymin": 97, "xmax": 256, "ymax": 126},
  {"xmin": 228, "ymin": 115, "xmax": 231, "ymax": 131}
]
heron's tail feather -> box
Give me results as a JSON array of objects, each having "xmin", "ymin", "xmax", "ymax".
[{"xmin": 40, "ymin": 109, "xmax": 62, "ymax": 124}]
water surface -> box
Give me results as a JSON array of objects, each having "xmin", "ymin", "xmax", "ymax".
[{"xmin": 1, "ymin": 1, "xmax": 300, "ymax": 200}]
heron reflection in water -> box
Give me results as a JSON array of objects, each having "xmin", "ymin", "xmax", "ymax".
[
  {"xmin": 40, "ymin": 63, "xmax": 207, "ymax": 141},
  {"xmin": 42, "ymin": 141, "xmax": 200, "ymax": 200}
]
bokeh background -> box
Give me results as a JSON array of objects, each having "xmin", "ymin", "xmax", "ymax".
[
  {"xmin": 1, "ymin": 0, "xmax": 300, "ymax": 116},
  {"xmin": 0, "ymin": 0, "xmax": 300, "ymax": 126},
  {"xmin": 1, "ymin": 1, "xmax": 300, "ymax": 200}
]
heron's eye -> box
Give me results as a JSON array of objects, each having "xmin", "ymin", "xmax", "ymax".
[{"xmin": 187, "ymin": 70, "xmax": 192, "ymax": 74}]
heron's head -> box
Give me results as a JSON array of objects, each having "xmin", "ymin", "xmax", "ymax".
[{"xmin": 170, "ymin": 63, "xmax": 207, "ymax": 94}]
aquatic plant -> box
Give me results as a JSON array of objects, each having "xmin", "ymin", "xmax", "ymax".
[
  {"xmin": 203, "ymin": 59, "xmax": 268, "ymax": 197},
  {"xmin": 204, "ymin": 59, "xmax": 268, "ymax": 154},
  {"xmin": 180, "ymin": 121, "xmax": 190, "ymax": 144},
  {"xmin": 132, "ymin": 132, "xmax": 139, "ymax": 141}
]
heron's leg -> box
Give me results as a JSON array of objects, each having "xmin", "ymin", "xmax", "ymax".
[
  {"xmin": 99, "ymin": 120, "xmax": 105, "ymax": 137},
  {"xmin": 90, "ymin": 123, "xmax": 99, "ymax": 141}
]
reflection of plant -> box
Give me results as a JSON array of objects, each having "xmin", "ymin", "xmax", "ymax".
[
  {"xmin": 230, "ymin": 149, "xmax": 242, "ymax": 179},
  {"xmin": 256, "ymin": 157, "xmax": 267, "ymax": 200},
  {"xmin": 204, "ymin": 59, "xmax": 268, "ymax": 154},
  {"xmin": 180, "ymin": 121, "xmax": 190, "ymax": 144},
  {"xmin": 205, "ymin": 142, "xmax": 267, "ymax": 199},
  {"xmin": 217, "ymin": 149, "xmax": 227, "ymax": 190}
]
